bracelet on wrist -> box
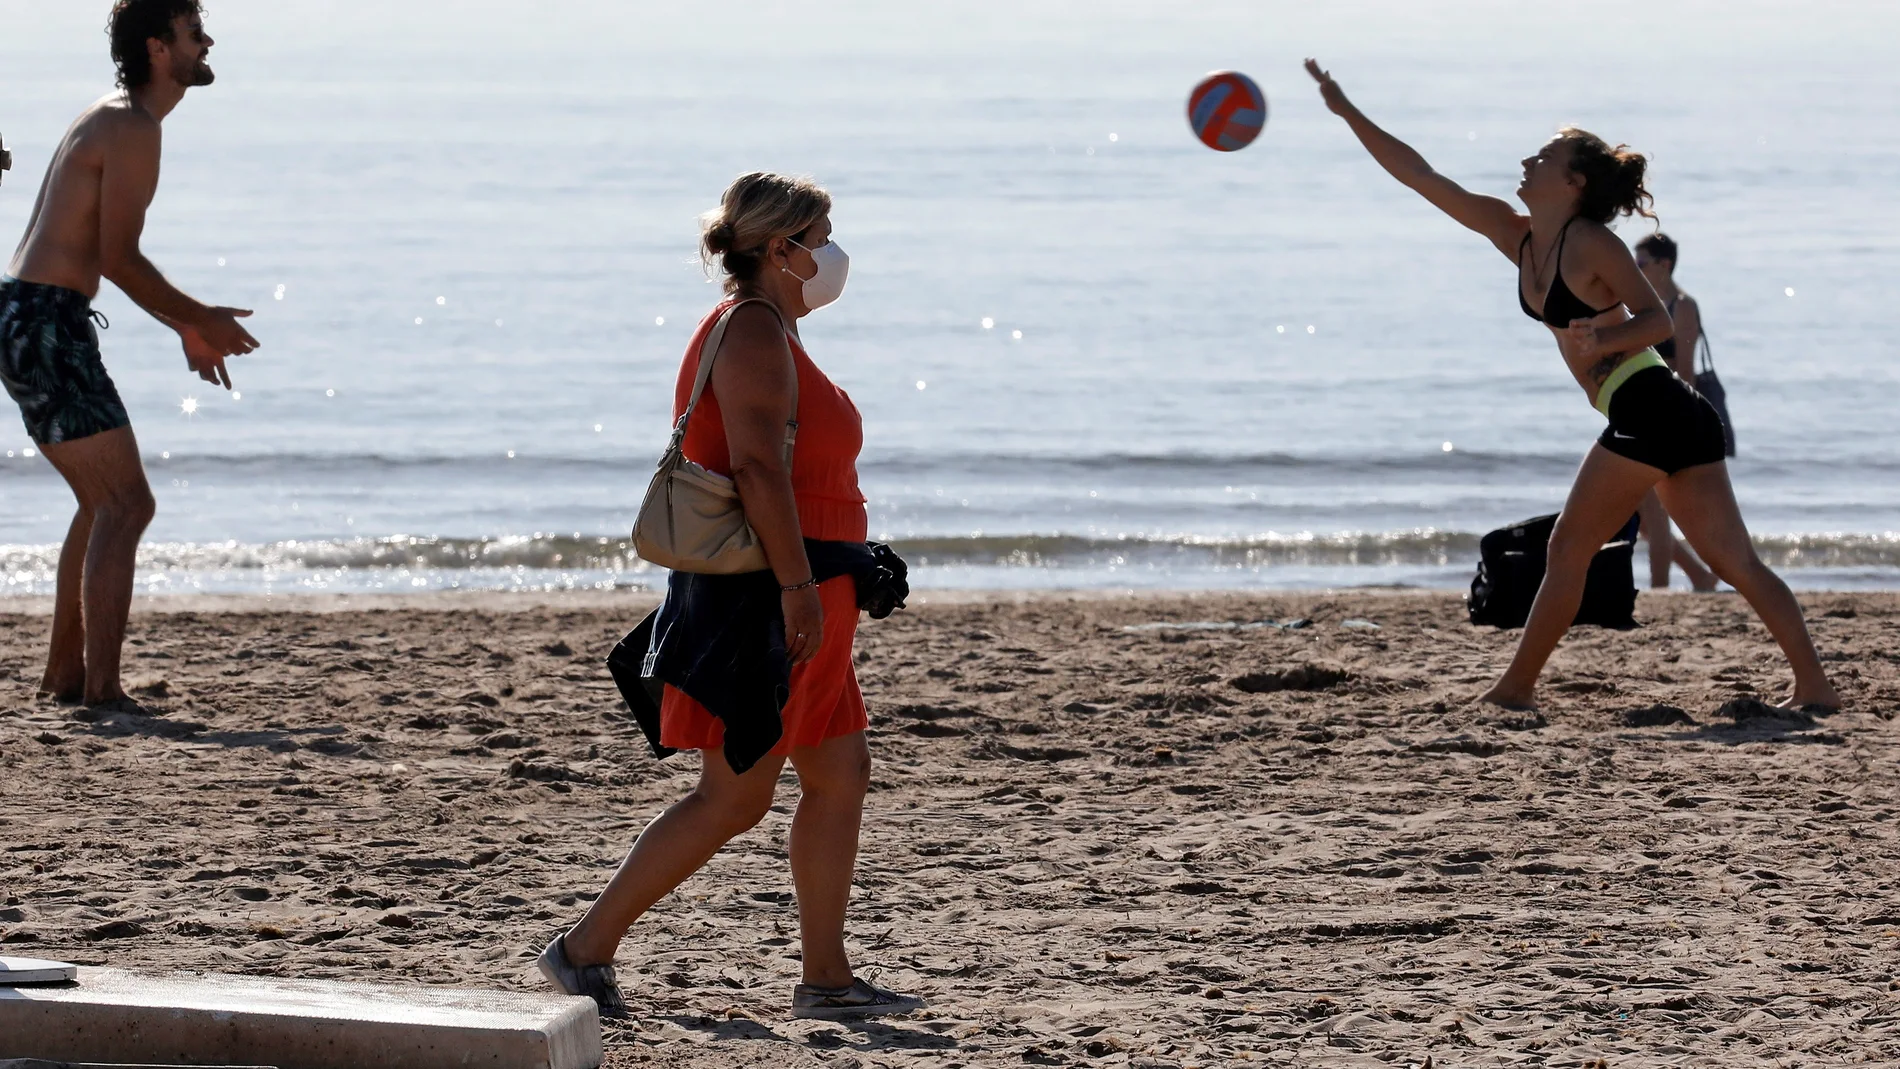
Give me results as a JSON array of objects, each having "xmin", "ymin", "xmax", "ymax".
[{"xmin": 780, "ymin": 577, "xmax": 818, "ymax": 593}]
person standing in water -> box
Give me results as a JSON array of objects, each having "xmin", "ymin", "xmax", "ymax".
[
  {"xmin": 1304, "ymin": 59, "xmax": 1839, "ymax": 711},
  {"xmin": 2, "ymin": 0, "xmax": 259, "ymax": 707},
  {"xmin": 1633, "ymin": 232, "xmax": 1717, "ymax": 591}
]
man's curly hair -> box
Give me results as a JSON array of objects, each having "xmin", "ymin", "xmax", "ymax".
[{"xmin": 108, "ymin": 0, "xmax": 204, "ymax": 89}]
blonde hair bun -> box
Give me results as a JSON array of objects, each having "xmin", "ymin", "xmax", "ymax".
[{"xmin": 699, "ymin": 172, "xmax": 832, "ymax": 293}]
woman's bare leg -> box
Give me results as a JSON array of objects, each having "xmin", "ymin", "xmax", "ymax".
[
  {"xmin": 1657, "ymin": 463, "xmax": 1841, "ymax": 709},
  {"xmin": 1481, "ymin": 446, "xmax": 1659, "ymax": 709},
  {"xmin": 562, "ymin": 748, "xmax": 787, "ymax": 967},
  {"xmin": 1639, "ymin": 488, "xmax": 1715, "ymax": 591},
  {"xmin": 1674, "ymin": 541, "xmax": 1717, "ymax": 591},
  {"xmin": 786, "ymin": 731, "xmax": 870, "ymax": 989},
  {"xmin": 1638, "ymin": 489, "xmax": 1675, "ymax": 589}
]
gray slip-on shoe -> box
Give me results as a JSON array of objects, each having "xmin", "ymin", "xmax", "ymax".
[
  {"xmin": 537, "ymin": 933, "xmax": 630, "ymax": 1019},
  {"xmin": 791, "ymin": 976, "xmax": 924, "ymax": 1020}
]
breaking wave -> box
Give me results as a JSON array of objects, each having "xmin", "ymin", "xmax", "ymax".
[{"xmin": 2, "ymin": 529, "xmax": 1898, "ymax": 597}]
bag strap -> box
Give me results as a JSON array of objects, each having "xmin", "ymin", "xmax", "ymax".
[
  {"xmin": 667, "ymin": 298, "xmax": 800, "ymax": 464},
  {"xmin": 1670, "ymin": 294, "xmax": 1717, "ymax": 376}
]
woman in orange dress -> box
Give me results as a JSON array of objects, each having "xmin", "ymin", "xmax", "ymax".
[{"xmin": 539, "ymin": 173, "xmax": 919, "ymax": 1020}]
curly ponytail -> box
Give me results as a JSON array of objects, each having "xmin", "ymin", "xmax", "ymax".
[
  {"xmin": 1558, "ymin": 127, "xmax": 1655, "ymax": 225},
  {"xmin": 699, "ymin": 172, "xmax": 832, "ymax": 294}
]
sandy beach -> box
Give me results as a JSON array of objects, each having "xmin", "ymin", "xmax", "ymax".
[{"xmin": 3, "ymin": 589, "xmax": 1898, "ymax": 1067}]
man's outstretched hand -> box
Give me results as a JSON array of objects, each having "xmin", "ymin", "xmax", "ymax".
[
  {"xmin": 198, "ymin": 306, "xmax": 258, "ymax": 356},
  {"xmin": 181, "ymin": 307, "xmax": 257, "ymax": 390},
  {"xmin": 179, "ymin": 324, "xmax": 231, "ymax": 389}
]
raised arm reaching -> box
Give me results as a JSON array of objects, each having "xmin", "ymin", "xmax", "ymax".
[{"xmin": 1305, "ymin": 58, "xmax": 1526, "ymax": 258}]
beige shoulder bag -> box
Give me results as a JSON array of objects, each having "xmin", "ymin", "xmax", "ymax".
[{"xmin": 632, "ymin": 299, "xmax": 797, "ymax": 574}]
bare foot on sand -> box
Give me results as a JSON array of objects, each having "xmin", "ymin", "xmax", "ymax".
[
  {"xmin": 1781, "ymin": 687, "xmax": 1844, "ymax": 714},
  {"xmin": 38, "ymin": 683, "xmax": 85, "ymax": 704},
  {"xmin": 38, "ymin": 664, "xmax": 86, "ymax": 704},
  {"xmin": 1478, "ymin": 682, "xmax": 1538, "ymax": 710}
]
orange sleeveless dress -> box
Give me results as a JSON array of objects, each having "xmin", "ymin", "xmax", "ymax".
[{"xmin": 658, "ymin": 299, "xmax": 870, "ymax": 755}]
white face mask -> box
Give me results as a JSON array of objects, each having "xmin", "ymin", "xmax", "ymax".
[{"xmin": 784, "ymin": 237, "xmax": 849, "ymax": 311}]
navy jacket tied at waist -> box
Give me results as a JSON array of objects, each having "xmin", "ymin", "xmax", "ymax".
[{"xmin": 607, "ymin": 540, "xmax": 907, "ymax": 775}]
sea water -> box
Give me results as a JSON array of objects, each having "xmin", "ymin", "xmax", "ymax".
[{"xmin": 2, "ymin": 0, "xmax": 1896, "ymax": 594}]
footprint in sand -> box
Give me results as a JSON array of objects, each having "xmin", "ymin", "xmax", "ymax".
[
  {"xmin": 1620, "ymin": 703, "xmax": 1695, "ymax": 727},
  {"xmin": 1231, "ymin": 663, "xmax": 1350, "ymax": 694}
]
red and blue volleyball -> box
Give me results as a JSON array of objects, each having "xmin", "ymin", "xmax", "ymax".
[{"xmin": 1187, "ymin": 70, "xmax": 1267, "ymax": 152}]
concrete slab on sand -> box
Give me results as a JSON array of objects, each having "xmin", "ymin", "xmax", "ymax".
[{"xmin": 0, "ymin": 968, "xmax": 600, "ymax": 1069}]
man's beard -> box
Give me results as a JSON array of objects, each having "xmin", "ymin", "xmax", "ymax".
[{"xmin": 173, "ymin": 55, "xmax": 215, "ymax": 87}]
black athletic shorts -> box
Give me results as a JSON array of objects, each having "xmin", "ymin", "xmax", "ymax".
[
  {"xmin": 1597, "ymin": 365, "xmax": 1728, "ymax": 475},
  {"xmin": 0, "ymin": 276, "xmax": 129, "ymax": 446}
]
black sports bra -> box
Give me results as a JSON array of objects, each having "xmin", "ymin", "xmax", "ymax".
[{"xmin": 1518, "ymin": 218, "xmax": 1618, "ymax": 328}]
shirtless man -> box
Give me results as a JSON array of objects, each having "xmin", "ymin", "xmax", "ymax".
[{"xmin": 1, "ymin": 0, "xmax": 259, "ymax": 706}]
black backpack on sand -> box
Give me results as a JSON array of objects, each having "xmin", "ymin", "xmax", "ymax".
[{"xmin": 1468, "ymin": 513, "xmax": 1639, "ymax": 630}]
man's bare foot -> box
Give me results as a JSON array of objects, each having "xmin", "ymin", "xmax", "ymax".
[
  {"xmin": 1781, "ymin": 687, "xmax": 1843, "ymax": 714},
  {"xmin": 83, "ymin": 695, "xmax": 156, "ymax": 718},
  {"xmin": 38, "ymin": 665, "xmax": 86, "ymax": 704},
  {"xmin": 1478, "ymin": 683, "xmax": 1538, "ymax": 711}
]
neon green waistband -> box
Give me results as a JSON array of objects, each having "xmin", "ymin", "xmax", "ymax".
[{"xmin": 1593, "ymin": 348, "xmax": 1668, "ymax": 417}]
